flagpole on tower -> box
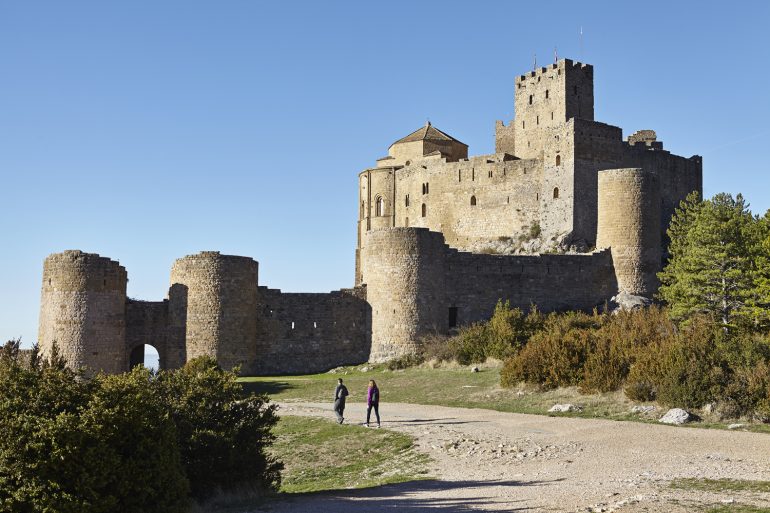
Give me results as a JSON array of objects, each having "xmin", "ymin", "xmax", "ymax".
[{"xmin": 533, "ymin": 53, "xmax": 537, "ymax": 71}]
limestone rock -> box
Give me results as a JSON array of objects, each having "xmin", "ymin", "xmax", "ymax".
[
  {"xmin": 659, "ymin": 408, "xmax": 697, "ymax": 425},
  {"xmin": 549, "ymin": 404, "xmax": 582, "ymax": 413},
  {"xmin": 610, "ymin": 292, "xmax": 653, "ymax": 312}
]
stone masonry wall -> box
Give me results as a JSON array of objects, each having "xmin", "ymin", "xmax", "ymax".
[
  {"xmin": 38, "ymin": 250, "xmax": 127, "ymax": 374},
  {"xmin": 361, "ymin": 228, "xmax": 448, "ymax": 362},
  {"xmin": 596, "ymin": 168, "xmax": 661, "ymax": 296},
  {"xmin": 125, "ymin": 299, "xmax": 179, "ymax": 370},
  {"xmin": 359, "ymin": 227, "xmax": 617, "ymax": 361},
  {"xmin": 168, "ymin": 252, "xmax": 260, "ymax": 373},
  {"xmin": 446, "ymin": 249, "xmax": 616, "ymax": 328},
  {"xmin": 254, "ymin": 286, "xmax": 370, "ymax": 374}
]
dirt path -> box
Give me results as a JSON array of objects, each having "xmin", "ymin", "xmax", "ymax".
[{"xmin": 258, "ymin": 401, "xmax": 770, "ymax": 512}]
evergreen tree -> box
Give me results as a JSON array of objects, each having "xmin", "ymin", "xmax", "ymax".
[{"xmin": 658, "ymin": 193, "xmax": 763, "ymax": 330}]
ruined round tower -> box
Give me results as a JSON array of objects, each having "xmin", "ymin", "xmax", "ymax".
[
  {"xmin": 596, "ymin": 168, "xmax": 661, "ymax": 297},
  {"xmin": 360, "ymin": 228, "xmax": 447, "ymax": 361},
  {"xmin": 168, "ymin": 252, "xmax": 259, "ymax": 373},
  {"xmin": 38, "ymin": 250, "xmax": 127, "ymax": 373}
]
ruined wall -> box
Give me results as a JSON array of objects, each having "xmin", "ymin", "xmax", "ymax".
[
  {"xmin": 38, "ymin": 251, "xmax": 127, "ymax": 374},
  {"xmin": 596, "ymin": 168, "xmax": 661, "ymax": 296},
  {"xmin": 361, "ymin": 228, "xmax": 448, "ymax": 362},
  {"xmin": 169, "ymin": 252, "xmax": 260, "ymax": 373},
  {"xmin": 254, "ymin": 286, "xmax": 370, "ymax": 374},
  {"xmin": 494, "ymin": 120, "xmax": 516, "ymax": 155}
]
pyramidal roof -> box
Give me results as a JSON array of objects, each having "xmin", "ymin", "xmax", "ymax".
[{"xmin": 390, "ymin": 122, "xmax": 466, "ymax": 147}]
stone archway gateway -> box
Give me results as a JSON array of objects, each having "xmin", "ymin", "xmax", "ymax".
[{"xmin": 129, "ymin": 344, "xmax": 161, "ymax": 371}]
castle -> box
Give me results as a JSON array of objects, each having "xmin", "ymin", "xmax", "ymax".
[{"xmin": 37, "ymin": 59, "xmax": 702, "ymax": 374}]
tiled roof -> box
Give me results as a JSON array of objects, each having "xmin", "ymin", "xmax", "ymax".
[{"xmin": 390, "ymin": 122, "xmax": 466, "ymax": 147}]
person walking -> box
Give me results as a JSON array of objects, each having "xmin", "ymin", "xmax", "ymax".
[
  {"xmin": 333, "ymin": 378, "xmax": 349, "ymax": 424},
  {"xmin": 365, "ymin": 379, "xmax": 380, "ymax": 428}
]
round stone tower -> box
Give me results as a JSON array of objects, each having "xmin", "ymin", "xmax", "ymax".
[
  {"xmin": 168, "ymin": 252, "xmax": 259, "ymax": 373},
  {"xmin": 360, "ymin": 228, "xmax": 447, "ymax": 362},
  {"xmin": 596, "ymin": 168, "xmax": 661, "ymax": 297},
  {"xmin": 38, "ymin": 250, "xmax": 127, "ymax": 374}
]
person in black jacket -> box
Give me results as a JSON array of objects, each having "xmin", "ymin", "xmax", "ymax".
[{"xmin": 333, "ymin": 378, "xmax": 349, "ymax": 424}]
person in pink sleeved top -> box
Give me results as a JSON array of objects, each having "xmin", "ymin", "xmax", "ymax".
[{"xmin": 364, "ymin": 379, "xmax": 380, "ymax": 428}]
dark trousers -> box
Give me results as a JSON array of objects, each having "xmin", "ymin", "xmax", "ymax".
[
  {"xmin": 334, "ymin": 399, "xmax": 345, "ymax": 423},
  {"xmin": 366, "ymin": 403, "xmax": 380, "ymax": 425}
]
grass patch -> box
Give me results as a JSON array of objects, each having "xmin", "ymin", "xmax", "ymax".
[
  {"xmin": 270, "ymin": 415, "xmax": 430, "ymax": 493},
  {"xmin": 241, "ymin": 365, "xmax": 770, "ymax": 431},
  {"xmin": 242, "ymin": 365, "xmax": 639, "ymax": 421},
  {"xmin": 707, "ymin": 507, "xmax": 770, "ymax": 513},
  {"xmin": 671, "ymin": 478, "xmax": 770, "ymax": 494}
]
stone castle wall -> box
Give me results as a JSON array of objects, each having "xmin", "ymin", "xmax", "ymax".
[
  {"xmin": 38, "ymin": 250, "xmax": 371, "ymax": 375},
  {"xmin": 255, "ymin": 286, "xmax": 370, "ymax": 374},
  {"xmin": 36, "ymin": 58, "xmax": 704, "ymax": 374},
  {"xmin": 169, "ymin": 252, "xmax": 260, "ymax": 374},
  {"xmin": 596, "ymin": 168, "xmax": 661, "ymax": 296},
  {"xmin": 362, "ymin": 227, "xmax": 617, "ymax": 362},
  {"xmin": 361, "ymin": 228, "xmax": 448, "ymax": 361},
  {"xmin": 38, "ymin": 251, "xmax": 127, "ymax": 374},
  {"xmin": 125, "ymin": 299, "xmax": 176, "ymax": 369}
]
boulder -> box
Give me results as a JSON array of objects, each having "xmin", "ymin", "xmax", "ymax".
[
  {"xmin": 659, "ymin": 408, "xmax": 697, "ymax": 425},
  {"xmin": 631, "ymin": 405, "xmax": 657, "ymax": 414},
  {"xmin": 548, "ymin": 404, "xmax": 582, "ymax": 413},
  {"xmin": 610, "ymin": 292, "xmax": 653, "ymax": 312}
]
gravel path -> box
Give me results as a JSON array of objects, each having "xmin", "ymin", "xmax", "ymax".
[{"xmin": 258, "ymin": 401, "xmax": 770, "ymax": 512}]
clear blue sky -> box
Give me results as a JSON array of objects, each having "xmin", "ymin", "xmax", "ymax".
[{"xmin": 2, "ymin": 1, "xmax": 769, "ymax": 347}]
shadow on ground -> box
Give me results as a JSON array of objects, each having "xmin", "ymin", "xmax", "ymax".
[
  {"xmin": 242, "ymin": 380, "xmax": 296, "ymax": 396},
  {"xmin": 256, "ymin": 478, "xmax": 562, "ymax": 512}
]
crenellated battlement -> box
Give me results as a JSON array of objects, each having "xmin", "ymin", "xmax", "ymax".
[{"xmin": 515, "ymin": 58, "xmax": 592, "ymax": 83}]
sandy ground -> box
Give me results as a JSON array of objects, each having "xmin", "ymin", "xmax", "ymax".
[{"xmin": 256, "ymin": 401, "xmax": 770, "ymax": 512}]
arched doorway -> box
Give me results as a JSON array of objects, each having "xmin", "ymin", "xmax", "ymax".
[{"xmin": 129, "ymin": 344, "xmax": 161, "ymax": 371}]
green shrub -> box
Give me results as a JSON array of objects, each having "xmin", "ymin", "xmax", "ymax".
[
  {"xmin": 0, "ymin": 342, "xmax": 189, "ymax": 513},
  {"xmin": 448, "ymin": 322, "xmax": 490, "ymax": 365},
  {"xmin": 420, "ymin": 333, "xmax": 455, "ymax": 362},
  {"xmin": 443, "ymin": 301, "xmax": 545, "ymax": 365},
  {"xmin": 624, "ymin": 317, "xmax": 723, "ymax": 408},
  {"xmin": 501, "ymin": 311, "xmax": 599, "ymax": 389},
  {"xmin": 159, "ymin": 357, "xmax": 282, "ymax": 500},
  {"xmin": 583, "ymin": 307, "xmax": 675, "ymax": 393},
  {"xmin": 386, "ymin": 353, "xmax": 425, "ymax": 370},
  {"xmin": 0, "ymin": 343, "xmax": 282, "ymax": 512}
]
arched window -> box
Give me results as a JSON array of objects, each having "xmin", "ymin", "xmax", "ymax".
[
  {"xmin": 545, "ymin": 89, "xmax": 549, "ymax": 99},
  {"xmin": 375, "ymin": 196, "xmax": 384, "ymax": 217},
  {"xmin": 405, "ymin": 217, "xmax": 409, "ymax": 227},
  {"xmin": 529, "ymin": 94, "xmax": 533, "ymax": 105},
  {"xmin": 470, "ymin": 195, "xmax": 477, "ymax": 206},
  {"xmin": 405, "ymin": 194, "xmax": 410, "ymax": 207},
  {"xmin": 555, "ymin": 155, "xmax": 561, "ymax": 166},
  {"xmin": 421, "ymin": 203, "xmax": 427, "ymax": 217},
  {"xmin": 553, "ymin": 187, "xmax": 559, "ymax": 199}
]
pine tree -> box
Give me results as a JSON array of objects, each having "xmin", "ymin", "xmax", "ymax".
[{"xmin": 658, "ymin": 193, "xmax": 763, "ymax": 330}]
